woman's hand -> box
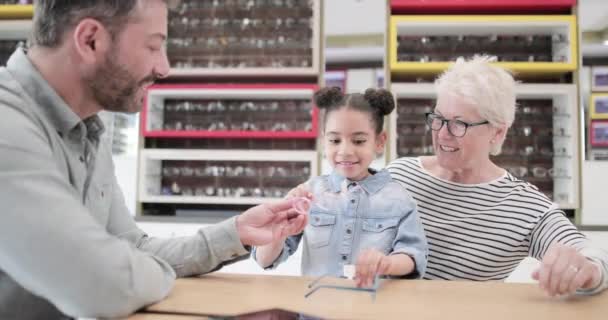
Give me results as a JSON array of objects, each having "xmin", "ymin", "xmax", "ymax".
[{"xmin": 532, "ymin": 242, "xmax": 602, "ymax": 296}]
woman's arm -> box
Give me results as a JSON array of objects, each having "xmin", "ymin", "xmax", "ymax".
[{"xmin": 529, "ymin": 208, "xmax": 608, "ymax": 296}]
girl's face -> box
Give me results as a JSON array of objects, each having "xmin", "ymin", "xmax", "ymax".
[{"xmin": 323, "ymin": 108, "xmax": 386, "ymax": 181}]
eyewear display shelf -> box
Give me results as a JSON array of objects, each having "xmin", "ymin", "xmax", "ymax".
[
  {"xmin": 166, "ymin": 0, "xmax": 321, "ymax": 78},
  {"xmin": 388, "ymin": 15, "xmax": 577, "ymax": 76},
  {"xmin": 137, "ymin": 0, "xmax": 324, "ymax": 222},
  {"xmin": 386, "ymin": 1, "xmax": 581, "ymax": 222},
  {"xmin": 587, "ymin": 71, "xmax": 608, "ymax": 156},
  {"xmin": 589, "ymin": 94, "xmax": 608, "ymax": 149}
]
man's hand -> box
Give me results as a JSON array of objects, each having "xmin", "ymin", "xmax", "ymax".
[
  {"xmin": 235, "ymin": 199, "xmax": 308, "ymax": 246},
  {"xmin": 532, "ymin": 242, "xmax": 602, "ymax": 296}
]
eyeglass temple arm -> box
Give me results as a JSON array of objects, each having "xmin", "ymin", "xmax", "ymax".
[
  {"xmin": 308, "ymin": 274, "xmax": 382, "ymax": 289},
  {"xmin": 305, "ymin": 275, "xmax": 381, "ymax": 298},
  {"xmin": 307, "ymin": 274, "xmax": 329, "ymax": 288},
  {"xmin": 304, "ymin": 285, "xmax": 377, "ymax": 299}
]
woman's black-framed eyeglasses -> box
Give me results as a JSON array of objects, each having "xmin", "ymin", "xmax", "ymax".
[{"xmin": 424, "ymin": 112, "xmax": 489, "ymax": 137}]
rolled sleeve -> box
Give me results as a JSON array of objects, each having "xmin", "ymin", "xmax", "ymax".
[
  {"xmin": 575, "ymin": 246, "xmax": 608, "ymax": 295},
  {"xmin": 253, "ymin": 233, "xmax": 302, "ymax": 270},
  {"xmin": 204, "ymin": 217, "xmax": 251, "ymax": 260},
  {"xmin": 391, "ymin": 199, "xmax": 429, "ymax": 279},
  {"xmin": 129, "ymin": 217, "xmax": 251, "ymax": 278}
]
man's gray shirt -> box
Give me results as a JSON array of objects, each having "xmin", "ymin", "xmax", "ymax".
[{"xmin": 0, "ymin": 48, "xmax": 249, "ymax": 319}]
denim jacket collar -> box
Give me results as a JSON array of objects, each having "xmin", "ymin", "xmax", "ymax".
[{"xmin": 328, "ymin": 168, "xmax": 391, "ymax": 195}]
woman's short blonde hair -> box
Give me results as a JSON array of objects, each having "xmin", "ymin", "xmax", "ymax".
[{"xmin": 434, "ymin": 55, "xmax": 516, "ymax": 155}]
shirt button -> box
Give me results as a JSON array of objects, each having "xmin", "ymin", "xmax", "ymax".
[
  {"xmin": 79, "ymin": 156, "xmax": 85, "ymax": 163},
  {"xmin": 346, "ymin": 229, "xmax": 352, "ymax": 234},
  {"xmin": 378, "ymin": 224, "xmax": 383, "ymax": 229},
  {"xmin": 350, "ymin": 199, "xmax": 355, "ymax": 204},
  {"xmin": 342, "ymin": 255, "xmax": 348, "ymax": 261}
]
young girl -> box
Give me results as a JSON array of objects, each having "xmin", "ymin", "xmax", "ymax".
[{"xmin": 253, "ymin": 87, "xmax": 428, "ymax": 287}]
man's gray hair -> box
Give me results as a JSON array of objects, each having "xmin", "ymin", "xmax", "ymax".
[
  {"xmin": 32, "ymin": 0, "xmax": 141, "ymax": 47},
  {"xmin": 31, "ymin": 0, "xmax": 180, "ymax": 47}
]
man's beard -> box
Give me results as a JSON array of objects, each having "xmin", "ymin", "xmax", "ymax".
[{"xmin": 88, "ymin": 50, "xmax": 156, "ymax": 114}]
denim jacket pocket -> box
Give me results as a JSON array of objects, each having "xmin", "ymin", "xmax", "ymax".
[
  {"xmin": 361, "ymin": 217, "xmax": 400, "ymax": 252},
  {"xmin": 307, "ymin": 212, "xmax": 337, "ymax": 249}
]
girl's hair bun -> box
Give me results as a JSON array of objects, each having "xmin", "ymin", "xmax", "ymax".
[
  {"xmin": 314, "ymin": 86, "xmax": 344, "ymax": 109},
  {"xmin": 364, "ymin": 88, "xmax": 395, "ymax": 116}
]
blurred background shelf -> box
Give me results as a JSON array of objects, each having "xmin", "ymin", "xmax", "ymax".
[
  {"xmin": 0, "ymin": 4, "xmax": 33, "ymax": 20},
  {"xmin": 138, "ymin": 149, "xmax": 318, "ymax": 217},
  {"xmin": 166, "ymin": 0, "xmax": 321, "ymax": 78},
  {"xmin": 142, "ymin": 84, "xmax": 319, "ymax": 139},
  {"xmin": 389, "ymin": 15, "xmax": 577, "ymax": 75}
]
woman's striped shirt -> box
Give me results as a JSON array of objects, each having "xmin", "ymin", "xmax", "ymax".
[{"xmin": 387, "ymin": 157, "xmax": 590, "ymax": 281}]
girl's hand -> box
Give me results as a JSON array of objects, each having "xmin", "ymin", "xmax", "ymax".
[
  {"xmin": 355, "ymin": 249, "xmax": 392, "ymax": 288},
  {"xmin": 285, "ymin": 183, "xmax": 312, "ymax": 200}
]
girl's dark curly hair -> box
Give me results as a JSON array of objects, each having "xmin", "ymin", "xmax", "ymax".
[{"xmin": 314, "ymin": 87, "xmax": 395, "ymax": 134}]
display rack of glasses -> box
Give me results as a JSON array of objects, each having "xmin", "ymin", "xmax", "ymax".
[
  {"xmin": 591, "ymin": 66, "xmax": 608, "ymax": 92},
  {"xmin": 138, "ymin": 0, "xmax": 324, "ymax": 220},
  {"xmin": 389, "ymin": 83, "xmax": 580, "ymax": 209},
  {"xmin": 167, "ymin": 0, "xmax": 321, "ymax": 77},
  {"xmin": 139, "ymin": 149, "xmax": 317, "ymax": 205},
  {"xmin": 138, "ymin": 83, "xmax": 321, "ymax": 217},
  {"xmin": 388, "ymin": 15, "xmax": 577, "ymax": 75},
  {"xmin": 142, "ymin": 84, "xmax": 319, "ymax": 139},
  {"xmin": 589, "ymin": 94, "xmax": 608, "ymax": 149}
]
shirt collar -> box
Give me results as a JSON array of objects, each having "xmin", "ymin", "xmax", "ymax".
[
  {"xmin": 6, "ymin": 47, "xmax": 104, "ymax": 140},
  {"xmin": 328, "ymin": 168, "xmax": 391, "ymax": 195}
]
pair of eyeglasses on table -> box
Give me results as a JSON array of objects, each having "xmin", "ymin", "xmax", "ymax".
[{"xmin": 304, "ymin": 274, "xmax": 383, "ymax": 301}]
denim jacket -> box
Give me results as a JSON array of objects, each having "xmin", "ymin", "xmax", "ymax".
[{"xmin": 254, "ymin": 169, "xmax": 428, "ymax": 278}]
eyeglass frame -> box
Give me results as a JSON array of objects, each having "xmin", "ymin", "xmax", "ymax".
[
  {"xmin": 304, "ymin": 274, "xmax": 382, "ymax": 301},
  {"xmin": 425, "ymin": 112, "xmax": 490, "ymax": 137}
]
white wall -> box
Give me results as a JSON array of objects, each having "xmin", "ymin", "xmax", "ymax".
[
  {"xmin": 324, "ymin": 0, "xmax": 385, "ymax": 37},
  {"xmin": 582, "ymin": 161, "xmax": 608, "ymax": 225}
]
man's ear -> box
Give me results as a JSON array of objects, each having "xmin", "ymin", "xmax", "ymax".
[
  {"xmin": 72, "ymin": 18, "xmax": 112, "ymax": 64},
  {"xmin": 375, "ymin": 131, "xmax": 387, "ymax": 155}
]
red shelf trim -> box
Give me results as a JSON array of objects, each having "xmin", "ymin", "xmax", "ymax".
[
  {"xmin": 143, "ymin": 130, "xmax": 317, "ymax": 139},
  {"xmin": 390, "ymin": 0, "xmax": 576, "ymax": 14}
]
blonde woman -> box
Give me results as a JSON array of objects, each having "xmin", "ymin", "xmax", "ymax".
[{"xmin": 388, "ymin": 56, "xmax": 607, "ymax": 296}]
